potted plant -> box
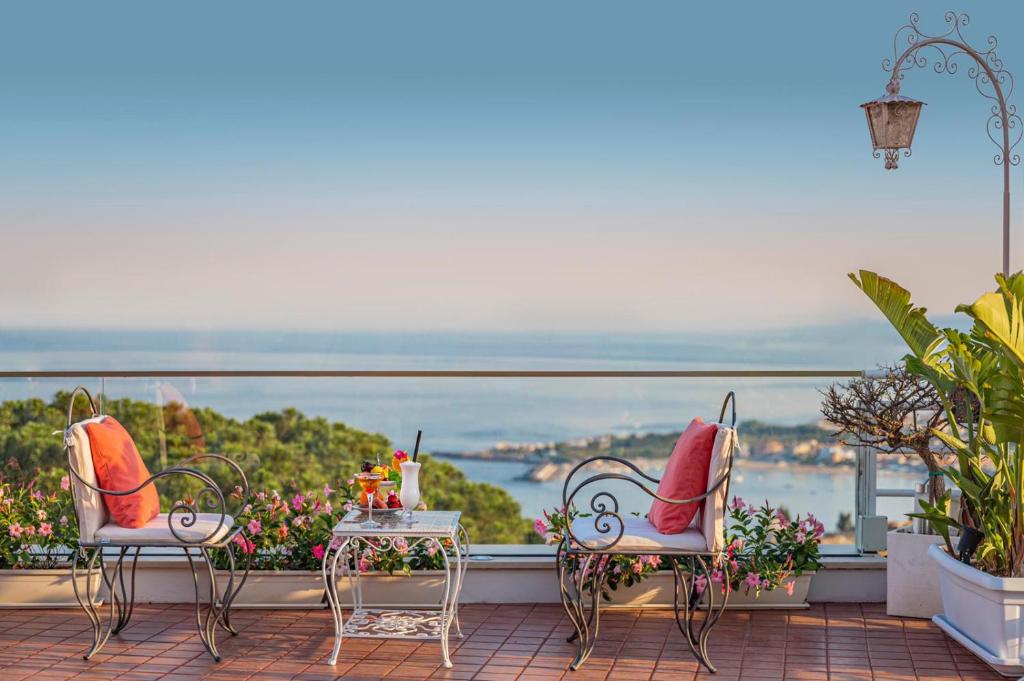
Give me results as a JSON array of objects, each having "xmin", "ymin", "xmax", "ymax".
[
  {"xmin": 852, "ymin": 270, "xmax": 1024, "ymax": 676},
  {"xmin": 538, "ymin": 497, "xmax": 822, "ymax": 608},
  {"xmin": 0, "ymin": 478, "xmax": 101, "ymax": 607},
  {"xmin": 821, "ymin": 365, "xmax": 952, "ymax": 617}
]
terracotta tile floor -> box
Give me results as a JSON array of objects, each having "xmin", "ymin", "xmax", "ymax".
[{"xmin": 0, "ymin": 603, "xmax": 1004, "ymax": 680}]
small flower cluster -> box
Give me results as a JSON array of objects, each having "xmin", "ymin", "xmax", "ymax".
[
  {"xmin": 537, "ymin": 496, "xmax": 823, "ymax": 602},
  {"xmin": 0, "ymin": 479, "xmax": 77, "ymax": 568}
]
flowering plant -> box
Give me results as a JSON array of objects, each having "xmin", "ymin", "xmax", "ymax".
[
  {"xmin": 0, "ymin": 478, "xmax": 78, "ymax": 568},
  {"xmin": 537, "ymin": 496, "xmax": 823, "ymax": 601},
  {"xmin": 723, "ymin": 497, "xmax": 823, "ymax": 597},
  {"xmin": 214, "ymin": 450, "xmax": 452, "ymax": 574}
]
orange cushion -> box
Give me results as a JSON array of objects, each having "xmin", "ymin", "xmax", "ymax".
[
  {"xmin": 85, "ymin": 417, "xmax": 160, "ymax": 528},
  {"xmin": 648, "ymin": 417, "xmax": 718, "ymax": 534}
]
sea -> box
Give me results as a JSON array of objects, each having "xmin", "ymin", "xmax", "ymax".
[{"xmin": 0, "ymin": 325, "xmax": 930, "ymax": 530}]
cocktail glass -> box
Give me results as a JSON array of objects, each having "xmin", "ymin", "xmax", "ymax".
[{"xmin": 356, "ymin": 473, "xmax": 383, "ymax": 529}]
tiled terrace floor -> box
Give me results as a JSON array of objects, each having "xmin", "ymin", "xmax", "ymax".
[{"xmin": 0, "ymin": 603, "xmax": 1004, "ymax": 681}]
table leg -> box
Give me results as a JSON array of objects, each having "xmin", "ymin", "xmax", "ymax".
[
  {"xmin": 452, "ymin": 524, "xmax": 470, "ymax": 638},
  {"xmin": 438, "ymin": 538, "xmax": 453, "ymax": 668},
  {"xmin": 322, "ymin": 538, "xmax": 348, "ymax": 666}
]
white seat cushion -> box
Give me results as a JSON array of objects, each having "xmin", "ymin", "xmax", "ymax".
[
  {"xmin": 94, "ymin": 512, "xmax": 234, "ymax": 545},
  {"xmin": 571, "ymin": 515, "xmax": 708, "ymax": 552}
]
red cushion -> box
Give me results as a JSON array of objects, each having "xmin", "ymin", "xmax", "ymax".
[
  {"xmin": 85, "ymin": 417, "xmax": 160, "ymax": 528},
  {"xmin": 648, "ymin": 417, "xmax": 718, "ymax": 534}
]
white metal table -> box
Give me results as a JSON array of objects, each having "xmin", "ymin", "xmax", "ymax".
[{"xmin": 321, "ymin": 510, "xmax": 469, "ymax": 668}]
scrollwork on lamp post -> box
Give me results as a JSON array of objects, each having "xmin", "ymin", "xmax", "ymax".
[{"xmin": 861, "ymin": 12, "xmax": 1022, "ymax": 276}]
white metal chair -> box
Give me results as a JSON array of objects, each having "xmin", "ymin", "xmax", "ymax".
[
  {"xmin": 557, "ymin": 392, "xmax": 738, "ymax": 673},
  {"xmin": 63, "ymin": 386, "xmax": 251, "ymax": 661}
]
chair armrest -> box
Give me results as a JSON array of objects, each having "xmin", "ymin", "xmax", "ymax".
[
  {"xmin": 66, "ymin": 463, "xmax": 235, "ymax": 545},
  {"xmin": 561, "ymin": 456, "xmax": 735, "ymax": 553}
]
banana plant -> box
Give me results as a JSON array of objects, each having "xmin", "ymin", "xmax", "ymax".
[{"xmin": 850, "ymin": 270, "xmax": 1024, "ymax": 577}]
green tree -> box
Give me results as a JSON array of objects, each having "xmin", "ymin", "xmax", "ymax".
[{"xmin": 0, "ymin": 392, "xmax": 536, "ymax": 544}]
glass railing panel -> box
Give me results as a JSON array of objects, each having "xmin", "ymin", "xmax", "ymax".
[{"xmin": 2, "ymin": 372, "xmax": 867, "ymax": 550}]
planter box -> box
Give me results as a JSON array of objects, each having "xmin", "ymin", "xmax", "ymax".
[
  {"xmin": 214, "ymin": 570, "xmax": 448, "ymax": 609},
  {"xmin": 931, "ymin": 544, "xmax": 1024, "ymax": 677},
  {"xmin": 607, "ymin": 571, "xmax": 814, "ymax": 609},
  {"xmin": 0, "ymin": 569, "xmax": 103, "ymax": 608},
  {"xmin": 886, "ymin": 528, "xmax": 945, "ymax": 618}
]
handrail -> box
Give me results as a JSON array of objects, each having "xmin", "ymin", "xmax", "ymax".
[{"xmin": 0, "ymin": 369, "xmax": 864, "ymax": 378}]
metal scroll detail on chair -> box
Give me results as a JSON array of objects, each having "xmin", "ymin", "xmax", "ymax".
[
  {"xmin": 63, "ymin": 386, "xmax": 252, "ymax": 662},
  {"xmin": 556, "ymin": 391, "xmax": 738, "ymax": 674}
]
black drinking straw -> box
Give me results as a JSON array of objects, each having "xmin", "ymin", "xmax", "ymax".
[{"xmin": 412, "ymin": 430, "xmax": 423, "ymax": 462}]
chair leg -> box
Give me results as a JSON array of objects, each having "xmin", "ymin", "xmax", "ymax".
[
  {"xmin": 184, "ymin": 547, "xmax": 221, "ymax": 662},
  {"xmin": 216, "ymin": 536, "xmax": 251, "ymax": 636},
  {"xmin": 557, "ymin": 543, "xmax": 583, "ymax": 646},
  {"xmin": 112, "ymin": 547, "xmax": 140, "ymax": 634},
  {"xmin": 566, "ymin": 554, "xmax": 605, "ymax": 671},
  {"xmin": 671, "ymin": 555, "xmax": 729, "ymax": 674},
  {"xmin": 72, "ymin": 547, "xmax": 106, "ymax": 659}
]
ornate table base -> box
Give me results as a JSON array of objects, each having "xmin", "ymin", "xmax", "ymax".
[{"xmin": 321, "ymin": 511, "xmax": 468, "ymax": 668}]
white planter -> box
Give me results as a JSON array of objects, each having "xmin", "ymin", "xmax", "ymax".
[
  {"xmin": 886, "ymin": 528, "xmax": 944, "ymax": 618},
  {"xmin": 0, "ymin": 569, "xmax": 103, "ymax": 608},
  {"xmin": 930, "ymin": 544, "xmax": 1024, "ymax": 676},
  {"xmin": 607, "ymin": 571, "xmax": 814, "ymax": 609},
  {"xmin": 215, "ymin": 570, "xmax": 448, "ymax": 609}
]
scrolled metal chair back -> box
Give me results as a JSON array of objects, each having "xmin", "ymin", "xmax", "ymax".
[
  {"xmin": 560, "ymin": 391, "xmax": 739, "ymax": 553},
  {"xmin": 62, "ymin": 385, "xmax": 241, "ymax": 545}
]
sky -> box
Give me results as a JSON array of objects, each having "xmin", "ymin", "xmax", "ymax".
[{"xmin": 3, "ymin": 1, "xmax": 1024, "ymax": 332}]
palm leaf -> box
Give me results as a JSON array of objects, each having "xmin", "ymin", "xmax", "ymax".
[{"xmin": 849, "ymin": 271, "xmax": 942, "ymax": 360}]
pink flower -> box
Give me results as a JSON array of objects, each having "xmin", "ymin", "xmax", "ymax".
[
  {"xmin": 312, "ymin": 544, "xmax": 325, "ymax": 561},
  {"xmin": 784, "ymin": 581, "xmax": 795, "ymax": 597},
  {"xmin": 795, "ymin": 530, "xmax": 807, "ymax": 543},
  {"xmin": 745, "ymin": 572, "xmax": 761, "ymax": 589},
  {"xmin": 31, "ymin": 491, "xmax": 43, "ymax": 501},
  {"xmin": 23, "ymin": 524, "xmax": 35, "ymax": 536},
  {"xmin": 8, "ymin": 522, "xmax": 22, "ymax": 539},
  {"xmin": 730, "ymin": 538, "xmax": 744, "ymax": 550},
  {"xmin": 36, "ymin": 510, "xmax": 47, "ymax": 521},
  {"xmin": 232, "ymin": 534, "xmax": 255, "ymax": 555},
  {"xmin": 324, "ymin": 501, "xmax": 333, "ymax": 515},
  {"xmin": 427, "ymin": 544, "xmax": 437, "ymax": 557},
  {"xmin": 38, "ymin": 522, "xmax": 53, "ymax": 537},
  {"xmin": 247, "ymin": 519, "xmax": 262, "ymax": 535},
  {"xmin": 324, "ymin": 483, "xmax": 334, "ymax": 497},
  {"xmin": 729, "ymin": 559, "xmax": 739, "ymax": 572},
  {"xmin": 291, "ymin": 494, "xmax": 305, "ymax": 511},
  {"xmin": 775, "ymin": 509, "xmax": 788, "ymax": 524},
  {"xmin": 357, "ymin": 558, "xmax": 372, "ymax": 573},
  {"xmin": 729, "ymin": 496, "xmax": 745, "ymax": 511},
  {"xmin": 534, "ymin": 518, "xmax": 548, "ymax": 537},
  {"xmin": 711, "ymin": 569, "xmax": 723, "ymax": 584},
  {"xmin": 343, "ymin": 501, "xmax": 353, "ymax": 512},
  {"xmin": 695, "ymin": 574, "xmax": 707, "ymax": 594},
  {"xmin": 278, "ymin": 525, "xmax": 289, "ymax": 540},
  {"xmin": 347, "ymin": 478, "xmax": 355, "ymax": 487},
  {"xmin": 60, "ymin": 476, "xmax": 70, "ymax": 491},
  {"xmin": 632, "ymin": 559, "xmax": 644, "ymax": 575},
  {"xmin": 646, "ymin": 555, "xmax": 661, "ymax": 569}
]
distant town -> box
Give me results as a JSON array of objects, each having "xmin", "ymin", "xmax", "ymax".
[{"xmin": 438, "ymin": 420, "xmax": 932, "ymax": 482}]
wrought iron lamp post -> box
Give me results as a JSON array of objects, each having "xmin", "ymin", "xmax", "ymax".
[{"xmin": 861, "ymin": 12, "xmax": 1022, "ymax": 276}]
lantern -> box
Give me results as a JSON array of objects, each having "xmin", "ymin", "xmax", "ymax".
[{"xmin": 861, "ymin": 81, "xmax": 925, "ymax": 169}]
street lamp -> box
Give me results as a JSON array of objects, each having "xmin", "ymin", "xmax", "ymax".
[{"xmin": 862, "ymin": 12, "xmax": 1022, "ymax": 276}]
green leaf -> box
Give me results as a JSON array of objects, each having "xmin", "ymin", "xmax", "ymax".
[{"xmin": 849, "ymin": 271, "xmax": 942, "ymax": 360}]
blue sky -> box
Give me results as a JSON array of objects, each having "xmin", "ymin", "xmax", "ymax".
[{"xmin": 3, "ymin": 1, "xmax": 1024, "ymax": 331}]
